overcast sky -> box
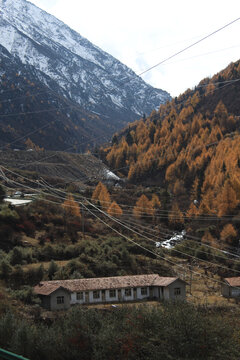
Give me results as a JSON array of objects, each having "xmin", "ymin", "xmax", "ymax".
[{"xmin": 30, "ymin": 0, "xmax": 240, "ymax": 97}]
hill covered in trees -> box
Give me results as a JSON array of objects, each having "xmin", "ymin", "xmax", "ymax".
[{"xmin": 102, "ymin": 60, "xmax": 240, "ymax": 248}]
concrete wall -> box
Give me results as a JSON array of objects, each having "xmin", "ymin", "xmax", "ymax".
[
  {"xmin": 231, "ymin": 288, "xmax": 240, "ymax": 297},
  {"xmin": 68, "ymin": 282, "xmax": 186, "ymax": 307},
  {"xmin": 152, "ymin": 286, "xmax": 164, "ymax": 299},
  {"xmin": 136, "ymin": 287, "xmax": 149, "ymax": 300},
  {"xmin": 222, "ymin": 284, "xmax": 231, "ymax": 297},
  {"xmin": 163, "ymin": 287, "xmax": 170, "ymax": 300},
  {"xmin": 50, "ymin": 288, "xmax": 71, "ymax": 310},
  {"xmin": 167, "ymin": 280, "xmax": 186, "ymax": 300},
  {"xmin": 71, "ymin": 287, "xmax": 150, "ymax": 305},
  {"xmin": 71, "ymin": 292, "xmax": 85, "ymax": 304},
  {"xmin": 222, "ymin": 284, "xmax": 240, "ymax": 298},
  {"xmin": 41, "ymin": 295, "xmax": 51, "ymax": 310}
]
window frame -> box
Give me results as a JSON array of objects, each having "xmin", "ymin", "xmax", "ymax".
[
  {"xmin": 141, "ymin": 287, "xmax": 148, "ymax": 296},
  {"xmin": 56, "ymin": 296, "xmax": 64, "ymax": 304},
  {"xmin": 109, "ymin": 289, "xmax": 116, "ymax": 298},
  {"xmin": 76, "ymin": 291, "xmax": 84, "ymax": 300},
  {"xmin": 125, "ymin": 288, "xmax": 132, "ymax": 297},
  {"xmin": 174, "ymin": 287, "xmax": 181, "ymax": 296},
  {"xmin": 93, "ymin": 290, "xmax": 100, "ymax": 299}
]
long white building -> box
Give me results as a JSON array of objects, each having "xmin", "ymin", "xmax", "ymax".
[{"xmin": 34, "ymin": 274, "xmax": 186, "ymax": 311}]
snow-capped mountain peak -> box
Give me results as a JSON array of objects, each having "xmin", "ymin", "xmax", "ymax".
[{"xmin": 0, "ymin": 0, "xmax": 171, "ymax": 136}]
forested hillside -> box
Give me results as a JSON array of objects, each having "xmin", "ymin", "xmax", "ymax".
[{"xmin": 102, "ymin": 60, "xmax": 240, "ymax": 247}]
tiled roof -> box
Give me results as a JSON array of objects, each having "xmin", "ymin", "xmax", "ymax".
[
  {"xmin": 34, "ymin": 284, "xmax": 71, "ymax": 296},
  {"xmin": 224, "ymin": 277, "xmax": 240, "ymax": 287},
  {"xmin": 34, "ymin": 274, "xmax": 181, "ymax": 296}
]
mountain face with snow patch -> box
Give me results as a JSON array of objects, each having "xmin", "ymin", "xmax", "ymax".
[{"xmin": 0, "ymin": 0, "xmax": 171, "ymax": 150}]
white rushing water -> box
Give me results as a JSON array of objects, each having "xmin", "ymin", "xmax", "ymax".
[{"xmin": 156, "ymin": 230, "xmax": 186, "ymax": 249}]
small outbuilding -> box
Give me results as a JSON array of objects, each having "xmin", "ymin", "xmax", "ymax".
[
  {"xmin": 34, "ymin": 274, "xmax": 186, "ymax": 311},
  {"xmin": 222, "ymin": 277, "xmax": 240, "ymax": 298}
]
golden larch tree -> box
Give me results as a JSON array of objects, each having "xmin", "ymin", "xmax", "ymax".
[
  {"xmin": 220, "ymin": 224, "xmax": 237, "ymax": 246},
  {"xmin": 107, "ymin": 201, "xmax": 123, "ymax": 218},
  {"xmin": 92, "ymin": 182, "xmax": 111, "ymax": 211},
  {"xmin": 187, "ymin": 203, "xmax": 199, "ymax": 218},
  {"xmin": 202, "ymin": 231, "xmax": 218, "ymax": 248},
  {"xmin": 133, "ymin": 194, "xmax": 152, "ymax": 219},
  {"xmin": 92, "ymin": 182, "xmax": 103, "ymax": 201},
  {"xmin": 190, "ymin": 178, "xmax": 199, "ymax": 202},
  {"xmin": 150, "ymin": 194, "xmax": 161, "ymax": 219},
  {"xmin": 62, "ymin": 194, "xmax": 81, "ymax": 218},
  {"xmin": 217, "ymin": 179, "xmax": 238, "ymax": 216},
  {"xmin": 168, "ymin": 203, "xmax": 184, "ymax": 226}
]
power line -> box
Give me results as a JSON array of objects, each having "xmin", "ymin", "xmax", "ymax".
[
  {"xmin": 138, "ymin": 17, "xmax": 240, "ymax": 77},
  {"xmin": 84, "ymin": 200, "xmax": 240, "ymax": 274},
  {"xmin": 2, "ymin": 168, "xmax": 240, "ymax": 290},
  {"xmin": 3, "ymin": 164, "xmax": 240, "ymax": 221},
  {"xmin": 2, "ymin": 163, "xmax": 240, "ymax": 261},
  {"xmin": 155, "ymin": 44, "xmax": 240, "ymax": 67},
  {"xmin": 2, "ymin": 167, "xmax": 239, "ymax": 268},
  {"xmin": 1, "ymin": 20, "xmax": 239, "ymax": 152}
]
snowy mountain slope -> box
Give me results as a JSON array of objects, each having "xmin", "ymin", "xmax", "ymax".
[
  {"xmin": 0, "ymin": 45, "xmax": 113, "ymax": 151},
  {"xmin": 0, "ymin": 0, "xmax": 170, "ymax": 149},
  {"xmin": 0, "ymin": 0, "xmax": 171, "ymax": 149}
]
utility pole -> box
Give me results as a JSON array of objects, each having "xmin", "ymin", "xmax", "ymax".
[
  {"xmin": 188, "ymin": 258, "xmax": 193, "ymax": 295},
  {"xmin": 82, "ymin": 204, "xmax": 85, "ymax": 238}
]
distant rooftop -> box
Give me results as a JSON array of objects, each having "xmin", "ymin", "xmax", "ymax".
[
  {"xmin": 224, "ymin": 277, "xmax": 240, "ymax": 287},
  {"xmin": 34, "ymin": 274, "xmax": 181, "ymax": 296}
]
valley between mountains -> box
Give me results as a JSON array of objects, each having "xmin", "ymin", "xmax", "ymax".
[{"xmin": 0, "ymin": 0, "xmax": 240, "ymax": 358}]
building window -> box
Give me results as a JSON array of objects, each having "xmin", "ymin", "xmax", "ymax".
[
  {"xmin": 93, "ymin": 290, "xmax": 100, "ymax": 299},
  {"xmin": 125, "ymin": 288, "xmax": 132, "ymax": 297},
  {"xmin": 174, "ymin": 288, "xmax": 181, "ymax": 296},
  {"xmin": 109, "ymin": 289, "xmax": 116, "ymax": 298},
  {"xmin": 57, "ymin": 296, "xmax": 64, "ymax": 304},
  {"xmin": 77, "ymin": 292, "xmax": 84, "ymax": 300},
  {"xmin": 141, "ymin": 287, "xmax": 147, "ymax": 296}
]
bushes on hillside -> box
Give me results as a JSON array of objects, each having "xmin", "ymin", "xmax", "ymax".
[{"xmin": 0, "ymin": 303, "xmax": 239, "ymax": 360}]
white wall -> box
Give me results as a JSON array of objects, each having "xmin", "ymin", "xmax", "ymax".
[
  {"xmin": 70, "ymin": 292, "xmax": 85, "ymax": 304},
  {"xmin": 105, "ymin": 289, "xmax": 118, "ymax": 302},
  {"xmin": 70, "ymin": 287, "xmax": 150, "ymax": 304},
  {"xmin": 136, "ymin": 287, "xmax": 149, "ymax": 300},
  {"xmin": 231, "ymin": 288, "xmax": 240, "ymax": 297},
  {"xmin": 69, "ymin": 284, "xmax": 187, "ymax": 305}
]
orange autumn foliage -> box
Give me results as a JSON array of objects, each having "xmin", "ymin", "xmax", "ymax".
[
  {"xmin": 92, "ymin": 182, "xmax": 111, "ymax": 211},
  {"xmin": 133, "ymin": 194, "xmax": 153, "ymax": 219},
  {"xmin": 220, "ymin": 224, "xmax": 237, "ymax": 245},
  {"xmin": 62, "ymin": 194, "xmax": 81, "ymax": 218},
  {"xmin": 102, "ymin": 59, "xmax": 240, "ymax": 235},
  {"xmin": 107, "ymin": 201, "xmax": 123, "ymax": 217}
]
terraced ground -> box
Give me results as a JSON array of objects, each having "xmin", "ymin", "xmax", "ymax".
[{"xmin": 0, "ymin": 150, "xmax": 112, "ymax": 186}]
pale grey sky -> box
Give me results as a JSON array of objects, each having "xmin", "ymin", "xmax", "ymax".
[{"xmin": 30, "ymin": 0, "xmax": 240, "ymax": 97}]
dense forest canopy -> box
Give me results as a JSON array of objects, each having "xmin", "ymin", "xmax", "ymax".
[{"xmin": 101, "ymin": 60, "xmax": 240, "ymax": 244}]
